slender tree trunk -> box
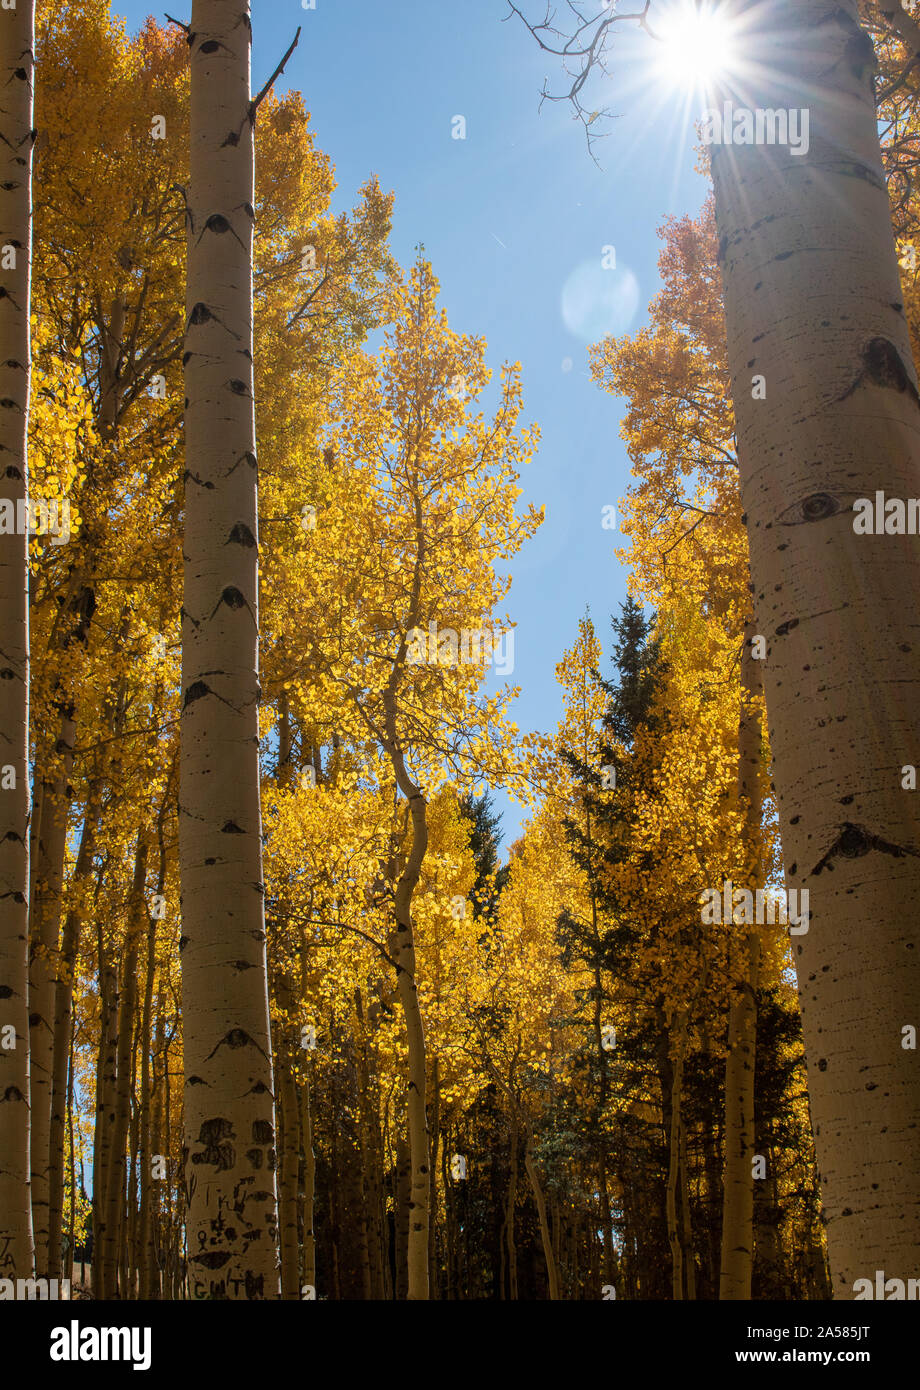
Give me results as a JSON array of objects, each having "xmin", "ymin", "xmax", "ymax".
[
  {"xmin": 712, "ymin": 0, "xmax": 920, "ymax": 1292},
  {"xmin": 679, "ymin": 1109, "xmax": 696, "ymax": 1300},
  {"xmin": 66, "ymin": 1019, "xmax": 76, "ymax": 1286},
  {"xmin": 385, "ymin": 716, "xmax": 431, "ymax": 1300},
  {"xmin": 180, "ymin": 0, "xmax": 279, "ymax": 1299},
  {"xmin": 125, "ymin": 1057, "xmax": 139, "ymax": 1298},
  {"xmin": 301, "ymin": 1069, "xmax": 316, "ymax": 1296},
  {"xmin": 137, "ymin": 817, "xmax": 167, "ymax": 1302},
  {"xmin": 101, "ymin": 833, "xmax": 148, "ymax": 1297},
  {"xmin": 506, "ymin": 1118, "xmax": 519, "ymax": 1299},
  {"xmin": 427, "ymin": 1055, "xmax": 439, "ymax": 1299},
  {"xmin": 720, "ymin": 621, "xmax": 765, "ymax": 1298},
  {"xmin": 277, "ymin": 1041, "xmax": 300, "ymax": 1299},
  {"xmin": 141, "ymin": 989, "xmax": 165, "ymax": 1301},
  {"xmin": 47, "ymin": 797, "xmax": 100, "ymax": 1278},
  {"xmin": 665, "ymin": 1035, "xmax": 685, "ymax": 1301},
  {"xmin": 720, "ymin": 926, "xmax": 762, "ymax": 1299},
  {"xmin": 524, "ymin": 1129, "xmax": 559, "ymax": 1300},
  {"xmin": 395, "ymin": 1134, "xmax": 410, "ymax": 1300},
  {"xmin": 28, "ymin": 718, "xmax": 74, "ymax": 1275},
  {"xmin": 355, "ymin": 1001, "xmax": 384, "ymax": 1299},
  {"xmin": 0, "ymin": 0, "xmax": 35, "ymax": 1287},
  {"xmin": 92, "ymin": 866, "xmax": 118, "ymax": 1300}
]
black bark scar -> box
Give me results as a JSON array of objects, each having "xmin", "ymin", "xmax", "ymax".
[{"xmin": 811, "ymin": 821, "xmax": 920, "ymax": 875}]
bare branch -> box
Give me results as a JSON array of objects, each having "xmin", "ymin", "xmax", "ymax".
[
  {"xmin": 249, "ymin": 26, "xmax": 302, "ymax": 124},
  {"xmin": 504, "ymin": 0, "xmax": 654, "ymax": 160}
]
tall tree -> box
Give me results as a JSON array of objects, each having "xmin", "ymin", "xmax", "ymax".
[
  {"xmin": 709, "ymin": 0, "xmax": 920, "ymax": 1292},
  {"xmin": 179, "ymin": 0, "xmax": 282, "ymax": 1299},
  {"xmin": 0, "ymin": 0, "xmax": 35, "ymax": 1286},
  {"xmin": 719, "ymin": 623, "xmax": 765, "ymax": 1299},
  {"xmin": 513, "ymin": 0, "xmax": 920, "ymax": 1293}
]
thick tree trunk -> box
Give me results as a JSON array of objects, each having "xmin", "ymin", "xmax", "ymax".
[
  {"xmin": 712, "ymin": 0, "xmax": 920, "ymax": 1291},
  {"xmin": 180, "ymin": 0, "xmax": 279, "ymax": 1300},
  {"xmin": 0, "ymin": 0, "xmax": 35, "ymax": 1287}
]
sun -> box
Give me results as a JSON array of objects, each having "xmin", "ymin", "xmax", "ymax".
[{"xmin": 654, "ymin": 3, "xmax": 735, "ymax": 91}]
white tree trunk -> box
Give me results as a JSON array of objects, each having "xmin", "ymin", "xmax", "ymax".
[
  {"xmin": 0, "ymin": 0, "xmax": 34, "ymax": 1284},
  {"xmin": 180, "ymin": 0, "xmax": 279, "ymax": 1299},
  {"xmin": 712, "ymin": 0, "xmax": 920, "ymax": 1292},
  {"xmin": 720, "ymin": 622, "xmax": 764, "ymax": 1299}
]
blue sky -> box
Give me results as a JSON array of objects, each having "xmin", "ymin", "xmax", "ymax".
[{"xmin": 112, "ymin": 0, "xmax": 712, "ymax": 844}]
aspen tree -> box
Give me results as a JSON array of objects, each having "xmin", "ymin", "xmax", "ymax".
[
  {"xmin": 46, "ymin": 794, "xmax": 100, "ymax": 1279},
  {"xmin": 720, "ymin": 622, "xmax": 764, "ymax": 1299},
  {"xmin": 99, "ymin": 831, "xmax": 148, "ymax": 1298},
  {"xmin": 384, "ymin": 715, "xmax": 431, "ymax": 1300},
  {"xmin": 179, "ymin": 0, "xmax": 282, "ymax": 1299},
  {"xmin": 0, "ymin": 0, "xmax": 34, "ymax": 1284},
  {"xmin": 524, "ymin": 1128, "xmax": 560, "ymax": 1300},
  {"xmin": 516, "ymin": 0, "xmax": 920, "ymax": 1289},
  {"xmin": 710, "ymin": 0, "xmax": 920, "ymax": 1290}
]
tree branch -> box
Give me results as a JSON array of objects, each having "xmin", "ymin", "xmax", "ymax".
[
  {"xmin": 877, "ymin": 0, "xmax": 920, "ymax": 60},
  {"xmin": 249, "ymin": 26, "xmax": 302, "ymax": 124}
]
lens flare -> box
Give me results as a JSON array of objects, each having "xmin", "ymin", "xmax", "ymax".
[{"xmin": 655, "ymin": 4, "xmax": 735, "ymax": 90}]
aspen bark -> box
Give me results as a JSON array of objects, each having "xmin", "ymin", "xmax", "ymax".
[
  {"xmin": 276, "ymin": 1041, "xmax": 300, "ymax": 1299},
  {"xmin": 427, "ymin": 1055, "xmax": 439, "ymax": 1299},
  {"xmin": 665, "ymin": 1035, "xmax": 685, "ymax": 1301},
  {"xmin": 395, "ymin": 1134, "xmax": 410, "ymax": 1300},
  {"xmin": 100, "ymin": 833, "xmax": 148, "ymax": 1298},
  {"xmin": 180, "ymin": 0, "xmax": 279, "ymax": 1299},
  {"xmin": 355, "ymin": 997, "xmax": 385, "ymax": 1299},
  {"xmin": 137, "ymin": 810, "xmax": 168, "ymax": 1302},
  {"xmin": 679, "ymin": 1112, "xmax": 696, "ymax": 1300},
  {"xmin": 712, "ymin": 0, "xmax": 920, "ymax": 1290},
  {"xmin": 506, "ymin": 1118, "xmax": 519, "ymax": 1299},
  {"xmin": 719, "ymin": 928, "xmax": 760, "ymax": 1300},
  {"xmin": 524, "ymin": 1131, "xmax": 560, "ymax": 1300},
  {"xmin": 720, "ymin": 622, "xmax": 765, "ymax": 1298},
  {"xmin": 47, "ymin": 796, "xmax": 100, "ymax": 1279},
  {"xmin": 384, "ymin": 703, "xmax": 430, "ymax": 1300},
  {"xmin": 92, "ymin": 879, "xmax": 118, "ymax": 1300},
  {"xmin": 140, "ymin": 986, "xmax": 164, "ymax": 1302},
  {"xmin": 300, "ymin": 1069, "xmax": 316, "ymax": 1295},
  {"xmin": 0, "ymin": 0, "xmax": 34, "ymax": 1287},
  {"xmin": 28, "ymin": 720, "xmax": 74, "ymax": 1274}
]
